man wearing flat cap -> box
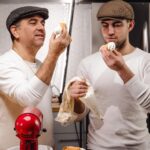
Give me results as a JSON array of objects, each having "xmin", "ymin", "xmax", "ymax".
[
  {"xmin": 65, "ymin": 0, "xmax": 150, "ymax": 149},
  {"xmin": 0, "ymin": 6, "xmax": 71, "ymax": 150}
]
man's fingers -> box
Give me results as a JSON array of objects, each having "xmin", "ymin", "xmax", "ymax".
[
  {"xmin": 51, "ymin": 32, "xmax": 56, "ymax": 40},
  {"xmin": 71, "ymin": 93, "xmax": 87, "ymax": 99}
]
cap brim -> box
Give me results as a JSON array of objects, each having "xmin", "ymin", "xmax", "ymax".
[{"xmin": 98, "ymin": 16, "xmax": 126, "ymax": 21}]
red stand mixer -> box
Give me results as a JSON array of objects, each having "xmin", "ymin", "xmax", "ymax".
[{"xmin": 14, "ymin": 107, "xmax": 46, "ymax": 150}]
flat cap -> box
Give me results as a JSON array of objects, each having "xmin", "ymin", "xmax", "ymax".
[
  {"xmin": 6, "ymin": 6, "xmax": 49, "ymax": 31},
  {"xmin": 97, "ymin": 0, "xmax": 134, "ymax": 20}
]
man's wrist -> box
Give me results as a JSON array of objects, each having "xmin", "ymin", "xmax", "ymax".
[
  {"xmin": 46, "ymin": 52, "xmax": 59, "ymax": 62},
  {"xmin": 117, "ymin": 65, "xmax": 134, "ymax": 84},
  {"xmin": 74, "ymin": 99, "xmax": 85, "ymax": 114}
]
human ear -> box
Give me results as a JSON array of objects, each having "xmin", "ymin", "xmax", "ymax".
[
  {"xmin": 10, "ymin": 25, "xmax": 19, "ymax": 39},
  {"xmin": 128, "ymin": 20, "xmax": 135, "ymax": 32}
]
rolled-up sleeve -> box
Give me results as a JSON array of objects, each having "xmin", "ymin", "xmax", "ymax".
[{"xmin": 0, "ymin": 63, "xmax": 48, "ymax": 107}]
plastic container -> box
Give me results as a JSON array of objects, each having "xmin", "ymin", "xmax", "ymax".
[{"xmin": 7, "ymin": 145, "xmax": 53, "ymax": 150}]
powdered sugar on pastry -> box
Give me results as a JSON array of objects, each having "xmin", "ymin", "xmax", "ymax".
[
  {"xmin": 107, "ymin": 42, "xmax": 116, "ymax": 51},
  {"xmin": 54, "ymin": 22, "xmax": 67, "ymax": 35}
]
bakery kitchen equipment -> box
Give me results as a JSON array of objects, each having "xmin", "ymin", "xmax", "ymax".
[{"xmin": 11, "ymin": 107, "xmax": 51, "ymax": 150}]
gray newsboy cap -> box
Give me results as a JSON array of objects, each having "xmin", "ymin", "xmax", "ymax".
[
  {"xmin": 6, "ymin": 6, "xmax": 49, "ymax": 31},
  {"xmin": 97, "ymin": 0, "xmax": 134, "ymax": 20}
]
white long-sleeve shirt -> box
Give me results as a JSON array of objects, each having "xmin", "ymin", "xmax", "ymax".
[
  {"xmin": 0, "ymin": 50, "xmax": 54, "ymax": 150},
  {"xmin": 76, "ymin": 48, "xmax": 150, "ymax": 150}
]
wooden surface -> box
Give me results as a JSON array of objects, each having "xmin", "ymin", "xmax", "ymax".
[{"xmin": 52, "ymin": 102, "xmax": 60, "ymax": 112}]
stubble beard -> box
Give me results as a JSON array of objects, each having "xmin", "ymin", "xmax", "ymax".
[
  {"xmin": 104, "ymin": 39, "xmax": 127, "ymax": 51},
  {"xmin": 115, "ymin": 39, "xmax": 126, "ymax": 51}
]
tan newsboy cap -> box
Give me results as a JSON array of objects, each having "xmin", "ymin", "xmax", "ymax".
[{"xmin": 97, "ymin": 0, "xmax": 134, "ymax": 20}]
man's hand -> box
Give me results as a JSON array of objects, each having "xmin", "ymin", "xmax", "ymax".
[
  {"xmin": 100, "ymin": 44, "xmax": 125, "ymax": 71},
  {"xmin": 48, "ymin": 23, "xmax": 72, "ymax": 58},
  {"xmin": 69, "ymin": 80, "xmax": 88, "ymax": 100},
  {"xmin": 36, "ymin": 24, "xmax": 71, "ymax": 85},
  {"xmin": 99, "ymin": 44, "xmax": 134, "ymax": 83},
  {"xmin": 69, "ymin": 80, "xmax": 88, "ymax": 114}
]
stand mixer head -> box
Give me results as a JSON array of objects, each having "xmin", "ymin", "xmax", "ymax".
[{"xmin": 14, "ymin": 107, "xmax": 44, "ymax": 150}]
